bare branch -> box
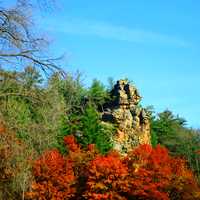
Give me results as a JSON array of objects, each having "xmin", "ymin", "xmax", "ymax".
[{"xmin": 0, "ymin": 1, "xmax": 63, "ymax": 75}]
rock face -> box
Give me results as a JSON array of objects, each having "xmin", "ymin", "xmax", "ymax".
[{"xmin": 102, "ymin": 80, "xmax": 151, "ymax": 153}]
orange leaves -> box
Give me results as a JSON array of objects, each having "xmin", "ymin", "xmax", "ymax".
[
  {"xmin": 125, "ymin": 145, "xmax": 172, "ymax": 200},
  {"xmin": 84, "ymin": 150, "xmax": 141, "ymax": 200},
  {"xmin": 0, "ymin": 121, "xmax": 6, "ymax": 134},
  {"xmin": 26, "ymin": 135, "xmax": 99, "ymax": 200},
  {"xmin": 126, "ymin": 144, "xmax": 200, "ymax": 200},
  {"xmin": 0, "ymin": 122, "xmax": 35, "ymax": 199},
  {"xmin": 33, "ymin": 149, "xmax": 65, "ymax": 176},
  {"xmin": 87, "ymin": 143, "xmax": 96, "ymax": 151},
  {"xmin": 84, "ymin": 153, "xmax": 128, "ymax": 199},
  {"xmin": 169, "ymin": 157, "xmax": 200, "ymax": 200},
  {"xmin": 64, "ymin": 135, "xmax": 80, "ymax": 152},
  {"xmin": 26, "ymin": 149, "xmax": 76, "ymax": 200},
  {"xmin": 26, "ymin": 135, "xmax": 200, "ymax": 200}
]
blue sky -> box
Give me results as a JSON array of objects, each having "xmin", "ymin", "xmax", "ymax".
[{"xmin": 6, "ymin": 1, "xmax": 200, "ymax": 128}]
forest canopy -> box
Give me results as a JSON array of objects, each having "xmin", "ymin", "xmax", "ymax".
[{"xmin": 0, "ymin": 1, "xmax": 200, "ymax": 200}]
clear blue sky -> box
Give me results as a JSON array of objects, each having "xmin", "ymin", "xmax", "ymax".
[{"xmin": 6, "ymin": 1, "xmax": 200, "ymax": 128}]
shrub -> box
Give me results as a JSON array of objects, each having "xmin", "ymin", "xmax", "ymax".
[
  {"xmin": 124, "ymin": 145, "xmax": 172, "ymax": 200},
  {"xmin": 26, "ymin": 149, "xmax": 76, "ymax": 200},
  {"xmin": 125, "ymin": 144, "xmax": 200, "ymax": 200},
  {"xmin": 26, "ymin": 136, "xmax": 200, "ymax": 200},
  {"xmin": 84, "ymin": 151, "xmax": 128, "ymax": 200},
  {"xmin": 169, "ymin": 157, "xmax": 200, "ymax": 200},
  {"xmin": 26, "ymin": 135, "xmax": 98, "ymax": 200}
]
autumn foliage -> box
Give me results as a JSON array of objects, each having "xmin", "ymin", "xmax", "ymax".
[
  {"xmin": 84, "ymin": 151, "xmax": 128, "ymax": 200},
  {"xmin": 0, "ymin": 120, "xmax": 34, "ymax": 199},
  {"xmin": 26, "ymin": 135, "xmax": 200, "ymax": 200},
  {"xmin": 26, "ymin": 149, "xmax": 76, "ymax": 199}
]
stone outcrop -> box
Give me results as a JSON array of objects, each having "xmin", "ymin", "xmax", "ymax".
[{"xmin": 102, "ymin": 79, "xmax": 151, "ymax": 153}]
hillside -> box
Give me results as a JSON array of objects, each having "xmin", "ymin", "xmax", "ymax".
[
  {"xmin": 1, "ymin": 1, "xmax": 200, "ymax": 199},
  {"xmin": 1, "ymin": 69, "xmax": 200, "ymax": 199}
]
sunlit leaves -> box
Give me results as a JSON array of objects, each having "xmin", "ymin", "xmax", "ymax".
[{"xmin": 26, "ymin": 135, "xmax": 200, "ymax": 200}]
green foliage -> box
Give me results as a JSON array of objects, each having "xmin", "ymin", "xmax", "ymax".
[
  {"xmin": 151, "ymin": 110, "xmax": 186, "ymax": 149},
  {"xmin": 54, "ymin": 115, "xmax": 74, "ymax": 154},
  {"xmin": 20, "ymin": 66, "xmax": 43, "ymax": 89},
  {"xmin": 48, "ymin": 72, "xmax": 87, "ymax": 115},
  {"xmin": 56, "ymin": 105, "xmax": 114, "ymax": 154},
  {"xmin": 80, "ymin": 105, "xmax": 114, "ymax": 153},
  {"xmin": 1, "ymin": 63, "xmax": 200, "ymax": 199},
  {"xmin": 107, "ymin": 77, "xmax": 115, "ymax": 91},
  {"xmin": 151, "ymin": 109, "xmax": 200, "ymax": 180},
  {"xmin": 151, "ymin": 131, "xmax": 158, "ymax": 147},
  {"xmin": 0, "ymin": 67, "xmax": 66, "ymax": 154},
  {"xmin": 88, "ymin": 79, "xmax": 109, "ymax": 110},
  {"xmin": 175, "ymin": 129, "xmax": 200, "ymax": 178}
]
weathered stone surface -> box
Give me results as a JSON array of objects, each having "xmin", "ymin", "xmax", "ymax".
[{"xmin": 102, "ymin": 79, "xmax": 151, "ymax": 154}]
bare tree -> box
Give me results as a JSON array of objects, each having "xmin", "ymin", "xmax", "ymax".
[{"xmin": 0, "ymin": 0, "xmax": 62, "ymax": 74}]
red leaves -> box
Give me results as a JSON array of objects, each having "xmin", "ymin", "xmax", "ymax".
[
  {"xmin": 87, "ymin": 143, "xmax": 96, "ymax": 151},
  {"xmin": 125, "ymin": 144, "xmax": 200, "ymax": 200},
  {"xmin": 84, "ymin": 152, "xmax": 128, "ymax": 199},
  {"xmin": 125, "ymin": 145, "xmax": 172, "ymax": 200},
  {"xmin": 64, "ymin": 135, "xmax": 80, "ymax": 152},
  {"xmin": 26, "ymin": 149, "xmax": 76, "ymax": 199},
  {"xmin": 0, "ymin": 122, "xmax": 6, "ymax": 134},
  {"xmin": 33, "ymin": 149, "xmax": 65, "ymax": 176},
  {"xmin": 26, "ymin": 135, "xmax": 200, "ymax": 200}
]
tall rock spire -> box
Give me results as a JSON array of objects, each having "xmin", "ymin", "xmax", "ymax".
[{"xmin": 102, "ymin": 79, "xmax": 151, "ymax": 153}]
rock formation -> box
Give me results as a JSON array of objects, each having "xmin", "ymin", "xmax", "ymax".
[{"xmin": 102, "ymin": 79, "xmax": 151, "ymax": 153}]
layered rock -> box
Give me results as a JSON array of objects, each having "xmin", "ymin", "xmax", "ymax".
[{"xmin": 102, "ymin": 80, "xmax": 151, "ymax": 153}]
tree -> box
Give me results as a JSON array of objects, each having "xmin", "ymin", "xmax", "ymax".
[
  {"xmin": 20, "ymin": 66, "xmax": 43, "ymax": 89},
  {"xmin": 0, "ymin": 67, "xmax": 45, "ymax": 109},
  {"xmin": 0, "ymin": 67, "xmax": 66, "ymax": 154},
  {"xmin": 0, "ymin": 120, "xmax": 35, "ymax": 200},
  {"xmin": 88, "ymin": 79, "xmax": 109, "ymax": 111},
  {"xmin": 27, "ymin": 139, "xmax": 200, "ymax": 200},
  {"xmin": 48, "ymin": 72, "xmax": 86, "ymax": 115},
  {"xmin": 151, "ymin": 110, "xmax": 187, "ymax": 150},
  {"xmin": 150, "ymin": 109, "xmax": 200, "ymax": 180},
  {"xmin": 56, "ymin": 104, "xmax": 114, "ymax": 155},
  {"xmin": 0, "ymin": 0, "xmax": 62, "ymax": 73}
]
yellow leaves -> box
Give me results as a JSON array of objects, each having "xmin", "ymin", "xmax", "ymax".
[
  {"xmin": 94, "ymin": 182, "xmax": 107, "ymax": 190},
  {"xmin": 194, "ymin": 191, "xmax": 200, "ymax": 198},
  {"xmin": 132, "ymin": 163, "xmax": 140, "ymax": 172}
]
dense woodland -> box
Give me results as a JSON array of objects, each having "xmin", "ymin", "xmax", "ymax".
[{"xmin": 1, "ymin": 1, "xmax": 200, "ymax": 200}]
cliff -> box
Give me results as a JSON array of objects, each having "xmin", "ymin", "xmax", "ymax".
[{"xmin": 102, "ymin": 79, "xmax": 151, "ymax": 153}]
